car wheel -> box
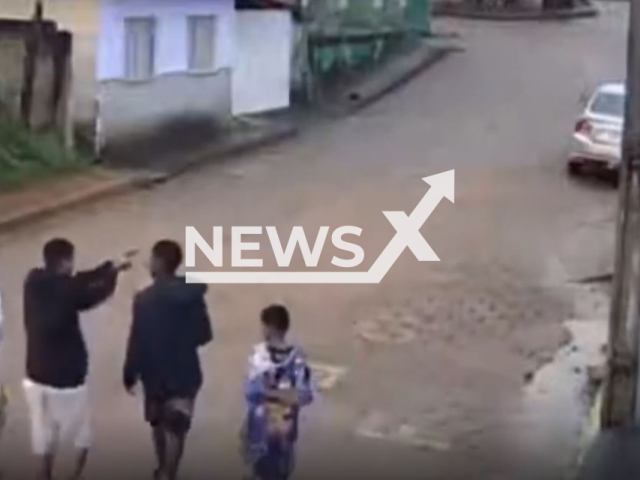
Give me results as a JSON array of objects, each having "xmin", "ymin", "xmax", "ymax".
[{"xmin": 567, "ymin": 162, "xmax": 581, "ymax": 176}]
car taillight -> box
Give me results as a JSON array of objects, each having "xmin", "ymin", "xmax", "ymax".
[{"xmin": 575, "ymin": 119, "xmax": 593, "ymax": 137}]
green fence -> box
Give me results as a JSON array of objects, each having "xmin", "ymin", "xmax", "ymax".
[{"xmin": 298, "ymin": 0, "xmax": 431, "ymax": 100}]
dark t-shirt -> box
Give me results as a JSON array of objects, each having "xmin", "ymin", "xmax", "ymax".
[
  {"xmin": 24, "ymin": 263, "xmax": 117, "ymax": 388},
  {"xmin": 123, "ymin": 277, "xmax": 213, "ymax": 398}
]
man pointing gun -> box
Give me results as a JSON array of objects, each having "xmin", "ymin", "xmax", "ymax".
[{"xmin": 22, "ymin": 238, "xmax": 131, "ymax": 480}]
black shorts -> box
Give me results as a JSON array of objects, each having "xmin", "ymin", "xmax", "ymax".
[{"xmin": 145, "ymin": 395, "xmax": 195, "ymax": 435}]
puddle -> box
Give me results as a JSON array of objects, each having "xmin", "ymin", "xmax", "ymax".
[
  {"xmin": 523, "ymin": 319, "xmax": 606, "ymax": 413},
  {"xmin": 513, "ymin": 318, "xmax": 607, "ymax": 472},
  {"xmin": 352, "ymin": 280, "xmax": 571, "ymax": 346}
]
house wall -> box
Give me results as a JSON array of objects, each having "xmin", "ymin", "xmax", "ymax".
[
  {"xmin": 99, "ymin": 70, "xmax": 231, "ymax": 141},
  {"xmin": 98, "ymin": 0, "xmax": 235, "ymax": 80},
  {"xmin": 97, "ymin": 0, "xmax": 236, "ymax": 149},
  {"xmin": 232, "ymin": 10, "xmax": 292, "ymax": 115}
]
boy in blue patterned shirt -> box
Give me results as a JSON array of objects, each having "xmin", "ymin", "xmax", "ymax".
[{"xmin": 241, "ymin": 304, "xmax": 313, "ymax": 480}]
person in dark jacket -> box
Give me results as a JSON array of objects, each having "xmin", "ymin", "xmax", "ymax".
[
  {"xmin": 23, "ymin": 238, "xmax": 129, "ymax": 480},
  {"xmin": 123, "ymin": 240, "xmax": 212, "ymax": 480}
]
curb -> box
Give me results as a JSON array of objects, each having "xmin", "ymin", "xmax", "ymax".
[
  {"xmin": 432, "ymin": 2, "xmax": 598, "ymax": 20},
  {"xmin": 569, "ymin": 387, "xmax": 603, "ymax": 479},
  {"xmin": 331, "ymin": 43, "xmax": 460, "ymax": 115},
  {"xmin": 0, "ymin": 171, "xmax": 160, "ymax": 234},
  {"xmin": 0, "ymin": 123, "xmax": 297, "ymax": 233}
]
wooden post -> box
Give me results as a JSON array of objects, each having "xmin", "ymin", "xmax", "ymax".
[
  {"xmin": 61, "ymin": 33, "xmax": 74, "ymax": 150},
  {"xmin": 20, "ymin": 0, "xmax": 44, "ymax": 128},
  {"xmin": 52, "ymin": 31, "xmax": 74, "ymax": 150}
]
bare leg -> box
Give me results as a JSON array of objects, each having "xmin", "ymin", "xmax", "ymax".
[
  {"xmin": 69, "ymin": 448, "xmax": 88, "ymax": 480},
  {"xmin": 36, "ymin": 453, "xmax": 54, "ymax": 480},
  {"xmin": 152, "ymin": 427, "xmax": 167, "ymax": 478},
  {"xmin": 164, "ymin": 431, "xmax": 186, "ymax": 480}
]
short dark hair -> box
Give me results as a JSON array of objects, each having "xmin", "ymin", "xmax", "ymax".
[
  {"xmin": 152, "ymin": 240, "xmax": 183, "ymax": 274},
  {"xmin": 261, "ymin": 304, "xmax": 290, "ymax": 334},
  {"xmin": 43, "ymin": 238, "xmax": 74, "ymax": 270}
]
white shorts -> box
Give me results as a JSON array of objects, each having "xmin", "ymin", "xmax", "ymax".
[{"xmin": 23, "ymin": 379, "xmax": 92, "ymax": 455}]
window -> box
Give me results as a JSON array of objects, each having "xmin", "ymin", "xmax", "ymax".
[
  {"xmin": 188, "ymin": 16, "xmax": 216, "ymax": 71},
  {"xmin": 124, "ymin": 17, "xmax": 155, "ymax": 80},
  {"xmin": 591, "ymin": 92, "xmax": 625, "ymax": 118}
]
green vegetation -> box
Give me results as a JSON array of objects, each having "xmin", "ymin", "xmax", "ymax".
[{"xmin": 0, "ymin": 119, "xmax": 90, "ymax": 191}]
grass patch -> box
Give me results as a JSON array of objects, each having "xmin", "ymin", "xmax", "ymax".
[{"xmin": 0, "ymin": 119, "xmax": 91, "ymax": 192}]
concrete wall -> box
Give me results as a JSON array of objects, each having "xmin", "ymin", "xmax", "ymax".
[
  {"xmin": 0, "ymin": 32, "xmax": 26, "ymax": 117},
  {"xmin": 99, "ymin": 69, "xmax": 231, "ymax": 143},
  {"xmin": 232, "ymin": 10, "xmax": 292, "ymax": 115},
  {"xmin": 0, "ymin": 0, "xmax": 99, "ymax": 124},
  {"xmin": 0, "ymin": 20, "xmax": 73, "ymax": 130}
]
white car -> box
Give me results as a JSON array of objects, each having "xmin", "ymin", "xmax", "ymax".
[{"xmin": 568, "ymin": 82, "xmax": 624, "ymax": 176}]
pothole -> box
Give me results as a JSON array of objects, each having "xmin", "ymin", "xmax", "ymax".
[{"xmin": 352, "ymin": 278, "xmax": 569, "ymax": 346}]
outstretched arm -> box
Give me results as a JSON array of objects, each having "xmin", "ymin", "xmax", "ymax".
[{"xmin": 72, "ymin": 261, "xmax": 118, "ymax": 311}]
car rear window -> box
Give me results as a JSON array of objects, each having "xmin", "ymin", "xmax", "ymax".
[{"xmin": 591, "ymin": 92, "xmax": 625, "ymax": 118}]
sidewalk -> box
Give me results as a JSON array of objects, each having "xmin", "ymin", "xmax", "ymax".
[
  {"xmin": 576, "ymin": 427, "xmax": 640, "ymax": 480},
  {"xmin": 316, "ymin": 38, "xmax": 463, "ymax": 115},
  {"xmin": 0, "ymin": 116, "xmax": 297, "ymax": 233},
  {"xmin": 0, "ymin": 168, "xmax": 156, "ymax": 233}
]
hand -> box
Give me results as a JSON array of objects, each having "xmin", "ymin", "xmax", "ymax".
[
  {"xmin": 267, "ymin": 389, "xmax": 299, "ymax": 406},
  {"xmin": 115, "ymin": 260, "xmax": 132, "ymax": 272},
  {"xmin": 124, "ymin": 380, "xmax": 137, "ymax": 396},
  {"xmin": 123, "ymin": 249, "xmax": 140, "ymax": 260},
  {"xmin": 114, "ymin": 249, "xmax": 138, "ymax": 272}
]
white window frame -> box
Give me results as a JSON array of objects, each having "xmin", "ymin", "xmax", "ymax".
[
  {"xmin": 187, "ymin": 15, "xmax": 217, "ymax": 72},
  {"xmin": 124, "ymin": 16, "xmax": 156, "ymax": 81}
]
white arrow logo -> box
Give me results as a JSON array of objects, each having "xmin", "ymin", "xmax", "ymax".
[{"xmin": 187, "ymin": 170, "xmax": 454, "ymax": 284}]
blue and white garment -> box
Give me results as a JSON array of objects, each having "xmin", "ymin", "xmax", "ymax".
[{"xmin": 242, "ymin": 342, "xmax": 313, "ymax": 480}]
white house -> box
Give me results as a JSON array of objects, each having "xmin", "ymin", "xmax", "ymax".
[{"xmin": 97, "ymin": 0, "xmax": 293, "ymax": 152}]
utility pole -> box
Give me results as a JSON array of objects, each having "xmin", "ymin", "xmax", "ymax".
[{"xmin": 601, "ymin": 0, "xmax": 640, "ymax": 428}]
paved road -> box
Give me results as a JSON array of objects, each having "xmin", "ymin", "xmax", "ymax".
[{"xmin": 0, "ymin": 4, "xmax": 628, "ymax": 479}]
